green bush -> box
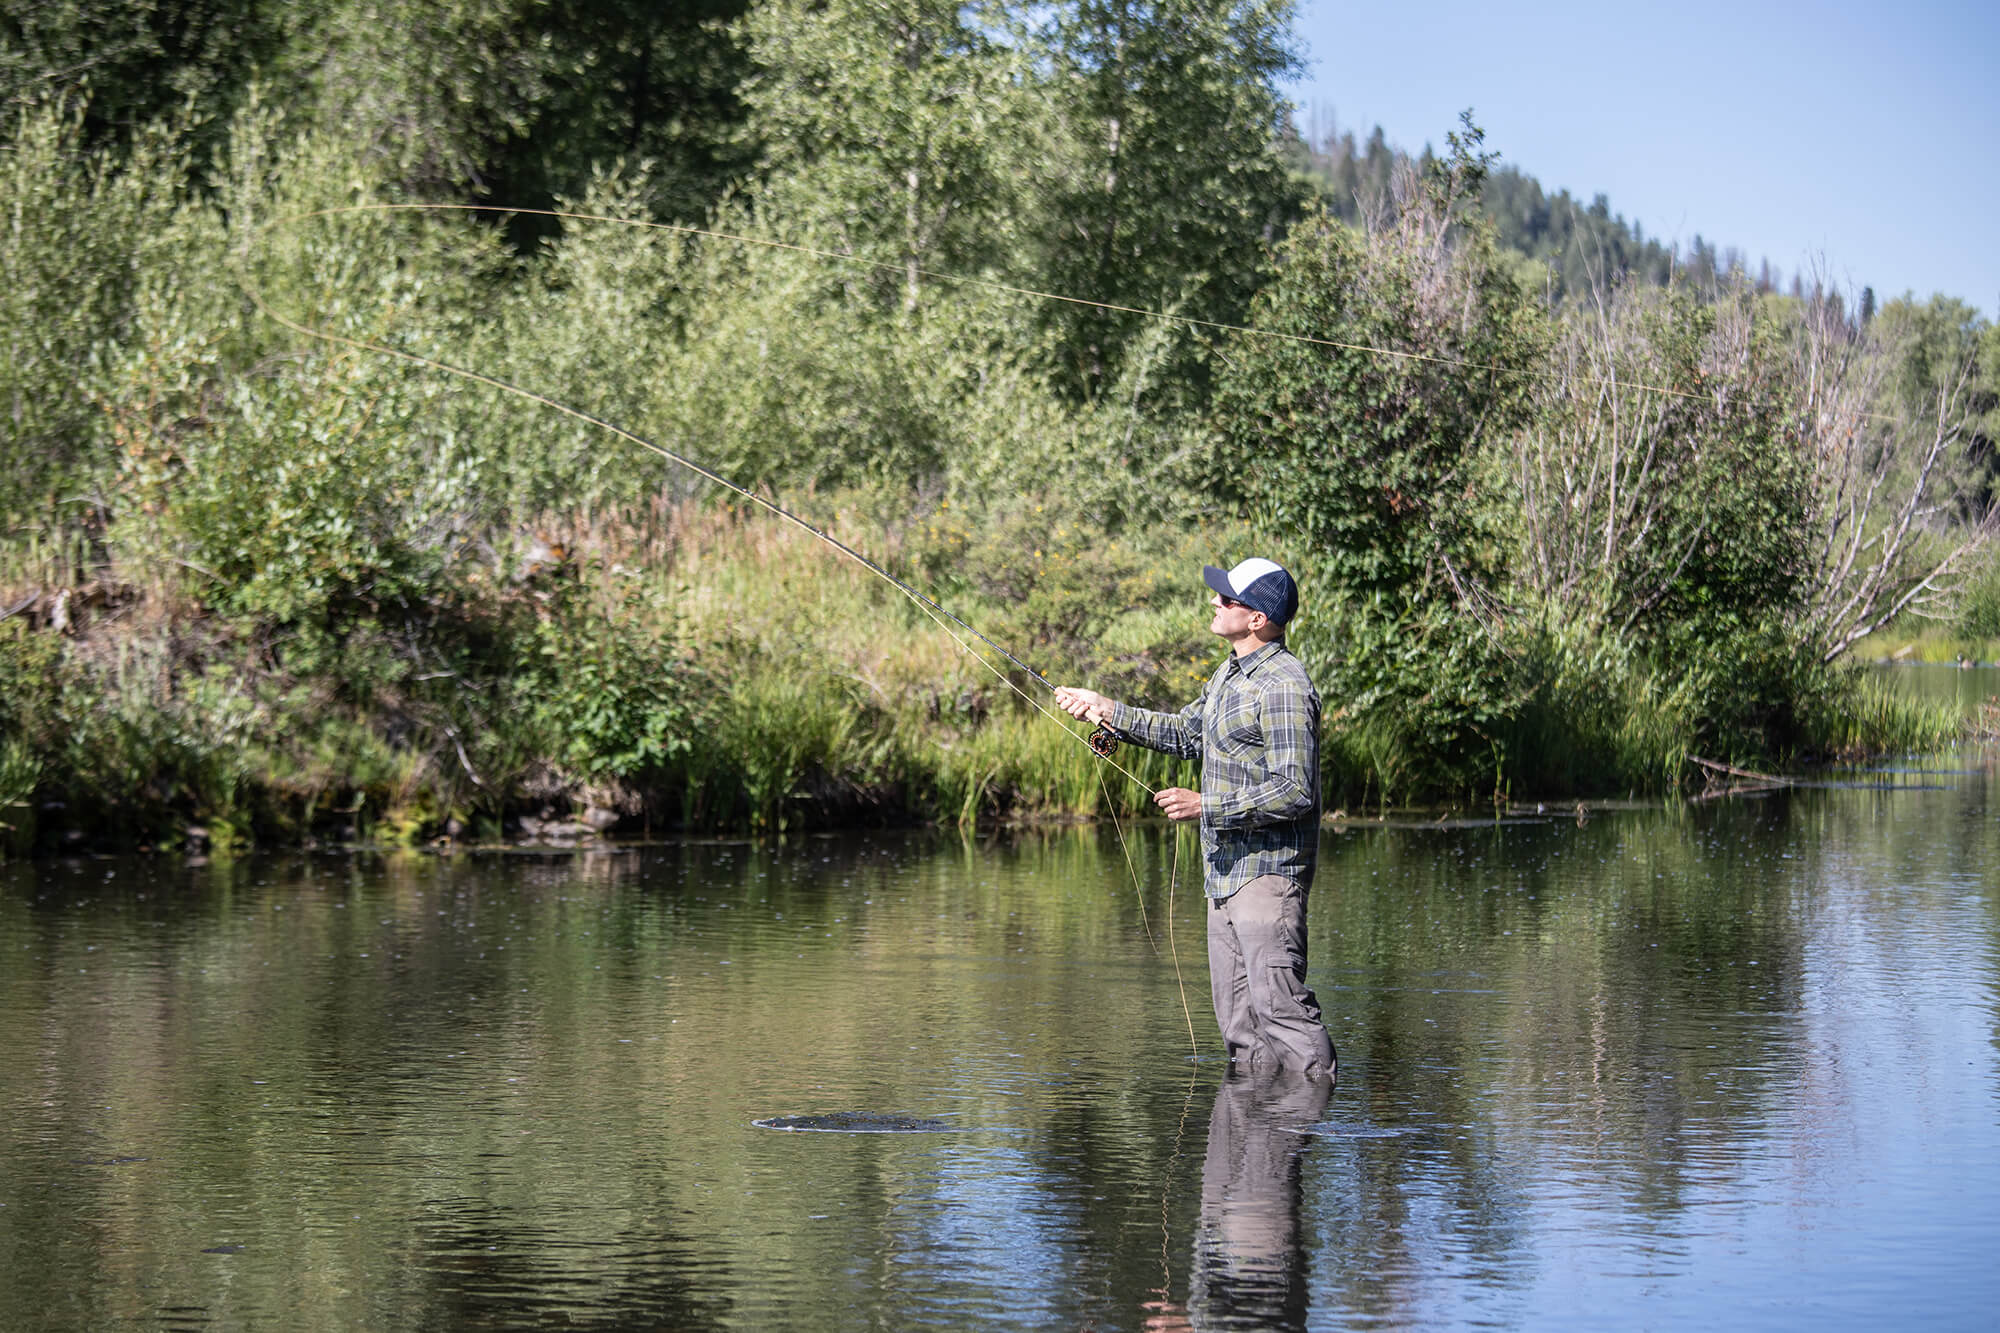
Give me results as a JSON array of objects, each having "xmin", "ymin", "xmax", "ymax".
[
  {"xmin": 0, "ymin": 103, "xmax": 193, "ymax": 525},
  {"xmin": 1213, "ymin": 136, "xmax": 1544, "ymax": 800},
  {"xmin": 520, "ymin": 569, "xmax": 699, "ymax": 786},
  {"xmin": 170, "ymin": 349, "xmax": 484, "ymax": 631},
  {"xmin": 0, "ymin": 624, "xmax": 55, "ymax": 852},
  {"xmin": 917, "ymin": 494, "xmax": 1220, "ymax": 712}
]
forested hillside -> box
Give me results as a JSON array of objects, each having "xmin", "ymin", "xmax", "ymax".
[{"xmin": 2, "ymin": 0, "xmax": 1994, "ymax": 850}]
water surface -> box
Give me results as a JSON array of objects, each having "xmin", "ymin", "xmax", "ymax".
[{"xmin": 3, "ymin": 754, "xmax": 1996, "ymax": 1329}]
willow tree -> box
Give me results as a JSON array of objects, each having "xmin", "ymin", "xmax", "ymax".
[
  {"xmin": 735, "ymin": 0, "xmax": 1047, "ymax": 310},
  {"xmin": 1034, "ymin": 0, "xmax": 1305, "ymax": 398}
]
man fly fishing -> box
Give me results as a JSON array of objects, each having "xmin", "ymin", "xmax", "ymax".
[{"xmin": 1055, "ymin": 559, "xmax": 1336, "ymax": 1081}]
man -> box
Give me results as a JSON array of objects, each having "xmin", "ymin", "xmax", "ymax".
[{"xmin": 1055, "ymin": 558, "xmax": 1336, "ymax": 1080}]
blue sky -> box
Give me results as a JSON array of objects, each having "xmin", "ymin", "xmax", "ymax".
[{"xmin": 1286, "ymin": 1, "xmax": 1998, "ymax": 317}]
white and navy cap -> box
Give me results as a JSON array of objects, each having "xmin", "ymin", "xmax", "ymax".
[{"xmin": 1203, "ymin": 558, "xmax": 1298, "ymax": 626}]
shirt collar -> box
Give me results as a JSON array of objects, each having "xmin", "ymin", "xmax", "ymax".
[{"xmin": 1227, "ymin": 639, "xmax": 1287, "ymax": 677}]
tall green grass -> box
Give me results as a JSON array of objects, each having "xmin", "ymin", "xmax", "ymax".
[
  {"xmin": 1801, "ymin": 673, "xmax": 1962, "ymax": 757},
  {"xmin": 663, "ymin": 502, "xmax": 1201, "ymax": 830}
]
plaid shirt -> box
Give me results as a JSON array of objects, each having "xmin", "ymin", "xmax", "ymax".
[{"xmin": 1108, "ymin": 639, "xmax": 1321, "ymax": 899}]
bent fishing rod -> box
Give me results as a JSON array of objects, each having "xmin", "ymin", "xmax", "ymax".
[
  {"xmin": 232, "ymin": 213, "xmax": 1137, "ymax": 777},
  {"xmin": 239, "ymin": 203, "xmax": 1211, "ymax": 1054}
]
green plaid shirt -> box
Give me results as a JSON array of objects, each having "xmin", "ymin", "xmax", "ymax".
[{"xmin": 1108, "ymin": 639, "xmax": 1321, "ymax": 899}]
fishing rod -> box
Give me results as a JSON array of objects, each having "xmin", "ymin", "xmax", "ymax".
[
  {"xmin": 237, "ymin": 203, "xmax": 1221, "ymax": 1059},
  {"xmin": 233, "ymin": 206, "xmax": 1134, "ymax": 770}
]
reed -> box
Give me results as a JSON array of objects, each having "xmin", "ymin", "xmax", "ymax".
[
  {"xmin": 1802, "ymin": 673, "xmax": 1962, "ymax": 758},
  {"xmin": 1845, "ymin": 630, "xmax": 2000, "ymax": 665}
]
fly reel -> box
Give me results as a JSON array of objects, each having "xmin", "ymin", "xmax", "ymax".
[{"xmin": 1087, "ymin": 723, "xmax": 1119, "ymax": 759}]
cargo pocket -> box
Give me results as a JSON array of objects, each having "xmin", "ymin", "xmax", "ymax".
[{"xmin": 1264, "ymin": 950, "xmax": 1314, "ymax": 1021}]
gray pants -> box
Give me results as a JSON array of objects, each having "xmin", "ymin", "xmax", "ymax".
[{"xmin": 1208, "ymin": 874, "xmax": 1336, "ymax": 1076}]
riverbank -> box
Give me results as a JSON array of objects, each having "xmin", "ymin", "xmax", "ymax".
[
  {"xmin": 1851, "ymin": 630, "xmax": 2000, "ymax": 666},
  {"xmin": 1, "ymin": 497, "xmax": 1969, "ymax": 857},
  {"xmin": 2, "ymin": 107, "xmax": 1984, "ymax": 855}
]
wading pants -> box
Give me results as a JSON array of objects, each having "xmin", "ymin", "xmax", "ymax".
[{"xmin": 1208, "ymin": 873, "xmax": 1336, "ymax": 1077}]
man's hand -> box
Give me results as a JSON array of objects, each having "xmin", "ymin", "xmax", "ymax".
[
  {"xmin": 1155, "ymin": 787, "xmax": 1201, "ymax": 821},
  {"xmin": 1053, "ymin": 686, "xmax": 1115, "ymax": 724}
]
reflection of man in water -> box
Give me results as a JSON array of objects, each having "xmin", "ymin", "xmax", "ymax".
[
  {"xmin": 1144, "ymin": 1068, "xmax": 1332, "ymax": 1332},
  {"xmin": 1056, "ymin": 558, "xmax": 1336, "ymax": 1078}
]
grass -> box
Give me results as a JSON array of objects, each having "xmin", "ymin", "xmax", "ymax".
[
  {"xmin": 1802, "ymin": 672, "xmax": 1963, "ymax": 758},
  {"xmin": 0, "ymin": 494, "xmax": 1986, "ymax": 851},
  {"xmin": 1847, "ymin": 629, "xmax": 2000, "ymax": 665},
  {"xmin": 657, "ymin": 503, "xmax": 1200, "ymax": 829}
]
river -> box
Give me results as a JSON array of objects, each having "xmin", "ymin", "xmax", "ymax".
[{"xmin": 3, "ymin": 744, "xmax": 1997, "ymax": 1329}]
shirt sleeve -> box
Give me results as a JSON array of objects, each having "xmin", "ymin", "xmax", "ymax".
[
  {"xmin": 1202, "ymin": 676, "xmax": 1318, "ymax": 828},
  {"xmin": 1107, "ymin": 694, "xmax": 1204, "ymax": 761}
]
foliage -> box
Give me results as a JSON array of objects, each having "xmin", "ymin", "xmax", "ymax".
[
  {"xmin": 520, "ymin": 569, "xmax": 697, "ymax": 785},
  {"xmin": 0, "ymin": 0, "xmax": 286, "ymax": 156},
  {"xmin": 1799, "ymin": 670, "xmax": 1960, "ymax": 758},
  {"xmin": 3, "ymin": 0, "xmax": 752, "ymax": 220},
  {"xmin": 0, "ymin": 20, "xmax": 1991, "ymax": 845},
  {"xmin": 0, "ymin": 100, "xmax": 197, "ymax": 525},
  {"xmin": 0, "ymin": 622, "xmax": 262, "ymax": 847},
  {"xmin": 304, "ymin": 0, "xmax": 755, "ymax": 216},
  {"xmin": 922, "ymin": 493, "xmax": 1222, "ymax": 709},
  {"xmin": 1957, "ymin": 552, "xmax": 2000, "ymax": 639},
  {"xmin": 1214, "ymin": 124, "xmax": 1545, "ymax": 797},
  {"xmin": 1513, "ymin": 286, "xmax": 1813, "ymax": 655},
  {"xmin": 737, "ymin": 0, "xmax": 1044, "ymax": 306},
  {"xmin": 1788, "ymin": 288, "xmax": 1996, "ymax": 658},
  {"xmin": 0, "ymin": 624, "xmax": 58, "ymax": 852},
  {"xmin": 172, "ymin": 352, "xmax": 482, "ymax": 629},
  {"xmin": 0, "ymin": 736, "xmax": 35, "ymax": 855},
  {"xmin": 1871, "ymin": 293, "xmax": 1998, "ymax": 511},
  {"xmin": 1495, "ymin": 626, "xmax": 1696, "ymax": 798},
  {"xmin": 1033, "ymin": 0, "xmax": 1305, "ymax": 397},
  {"xmin": 1218, "ymin": 127, "xmax": 1543, "ymax": 594}
]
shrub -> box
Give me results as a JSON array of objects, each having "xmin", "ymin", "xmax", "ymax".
[
  {"xmin": 1213, "ymin": 133, "xmax": 1545, "ymax": 800},
  {"xmin": 519, "ymin": 568, "xmax": 699, "ymax": 786},
  {"xmin": 1956, "ymin": 553, "xmax": 2000, "ymax": 639}
]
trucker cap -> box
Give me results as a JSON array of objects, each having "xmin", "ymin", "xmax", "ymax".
[{"xmin": 1202, "ymin": 558, "xmax": 1298, "ymax": 626}]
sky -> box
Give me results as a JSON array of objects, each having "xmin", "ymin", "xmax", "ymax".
[{"xmin": 1286, "ymin": 0, "xmax": 1999, "ymax": 317}]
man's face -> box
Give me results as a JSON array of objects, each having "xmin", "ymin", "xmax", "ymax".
[{"xmin": 1209, "ymin": 592, "xmax": 1266, "ymax": 639}]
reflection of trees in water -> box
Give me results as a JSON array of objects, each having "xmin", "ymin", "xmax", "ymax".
[
  {"xmin": 1308, "ymin": 800, "xmax": 1822, "ymax": 1309},
  {"xmin": 407, "ymin": 1199, "xmax": 731, "ymax": 1330},
  {"xmin": 9, "ymin": 774, "xmax": 1991, "ymax": 1327}
]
